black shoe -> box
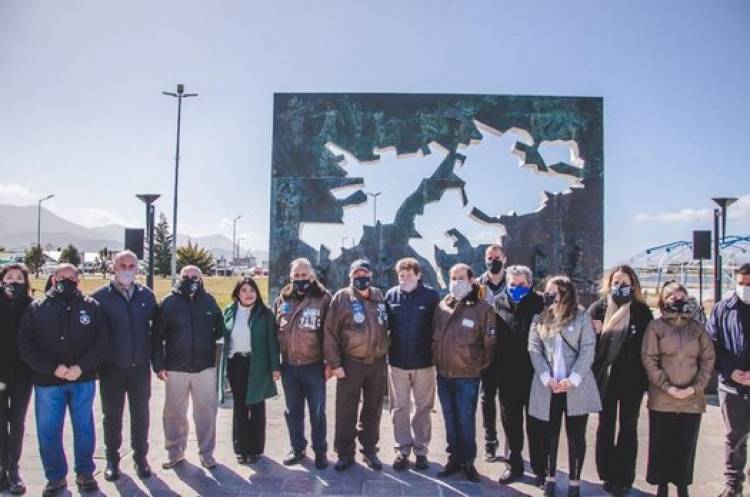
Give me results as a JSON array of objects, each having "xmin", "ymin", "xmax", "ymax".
[
  {"xmin": 415, "ymin": 455, "xmax": 429, "ymax": 470},
  {"xmin": 484, "ymin": 440, "xmax": 498, "ymax": 461},
  {"xmin": 335, "ymin": 454, "xmax": 354, "ymax": 471},
  {"xmin": 544, "ymin": 481, "xmax": 556, "ymax": 497},
  {"xmin": 314, "ymin": 452, "xmax": 328, "ymax": 469},
  {"xmin": 535, "ymin": 475, "xmax": 547, "ymax": 489},
  {"xmin": 42, "ymin": 478, "xmax": 66, "ymax": 497},
  {"xmin": 568, "ymin": 485, "xmax": 581, "ymax": 497},
  {"xmin": 603, "ymin": 482, "xmax": 615, "ymax": 493},
  {"xmin": 657, "ymin": 483, "xmax": 668, "ymax": 497},
  {"xmin": 392, "ymin": 453, "xmax": 409, "ymax": 471},
  {"xmin": 362, "ymin": 452, "xmax": 382, "ymax": 470},
  {"xmin": 437, "ymin": 460, "xmax": 463, "ymax": 478},
  {"xmin": 677, "ymin": 485, "xmax": 689, "ymax": 497},
  {"xmin": 7, "ymin": 468, "xmax": 25, "ymax": 495},
  {"xmin": 463, "ymin": 463, "xmax": 480, "ymax": 483},
  {"xmin": 283, "ymin": 450, "xmax": 306, "ymax": 466},
  {"xmin": 498, "ymin": 464, "xmax": 523, "ymax": 484},
  {"xmin": 104, "ymin": 460, "xmax": 119, "ymax": 481},
  {"xmin": 75, "ymin": 473, "xmax": 98, "ymax": 492},
  {"xmin": 134, "ymin": 461, "xmax": 152, "ymax": 479},
  {"xmin": 236, "ymin": 454, "xmax": 247, "ymax": 464},
  {"xmin": 247, "ymin": 454, "xmax": 261, "ymax": 464}
]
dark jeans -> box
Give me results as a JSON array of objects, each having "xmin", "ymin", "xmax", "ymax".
[
  {"xmin": 719, "ymin": 390, "xmax": 750, "ymax": 490},
  {"xmin": 546, "ymin": 393, "xmax": 588, "ymax": 481},
  {"xmin": 281, "ymin": 361, "xmax": 327, "ymax": 454},
  {"xmin": 647, "ymin": 410, "xmax": 701, "ymax": 486},
  {"xmin": 498, "ymin": 388, "xmax": 545, "ymax": 476},
  {"xmin": 34, "ymin": 381, "xmax": 96, "ymax": 481},
  {"xmin": 334, "ymin": 358, "xmax": 386, "ymax": 457},
  {"xmin": 480, "ymin": 368, "xmax": 500, "ymax": 443},
  {"xmin": 438, "ymin": 375, "xmax": 480, "ymax": 464},
  {"xmin": 99, "ymin": 365, "xmax": 151, "ymax": 464},
  {"xmin": 596, "ymin": 387, "xmax": 643, "ymax": 487},
  {"xmin": 0, "ymin": 376, "xmax": 32, "ymax": 471},
  {"xmin": 227, "ymin": 355, "xmax": 266, "ymax": 456}
]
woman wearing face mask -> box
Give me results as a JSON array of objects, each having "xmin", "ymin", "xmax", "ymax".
[
  {"xmin": 218, "ymin": 276, "xmax": 280, "ymax": 464},
  {"xmin": 0, "ymin": 263, "xmax": 33, "ymax": 494},
  {"xmin": 587, "ymin": 265, "xmax": 653, "ymax": 496},
  {"xmin": 528, "ymin": 276, "xmax": 601, "ymax": 497},
  {"xmin": 641, "ymin": 282, "xmax": 715, "ymax": 497}
]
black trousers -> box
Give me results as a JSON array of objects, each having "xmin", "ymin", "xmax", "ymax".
[
  {"xmin": 647, "ymin": 410, "xmax": 701, "ymax": 486},
  {"xmin": 596, "ymin": 387, "xmax": 643, "ymax": 487},
  {"xmin": 227, "ymin": 355, "xmax": 266, "ymax": 456},
  {"xmin": 480, "ymin": 368, "xmax": 500, "ymax": 443},
  {"xmin": 547, "ymin": 393, "xmax": 588, "ymax": 481},
  {"xmin": 498, "ymin": 386, "xmax": 546, "ymax": 477},
  {"xmin": 720, "ymin": 390, "xmax": 750, "ymax": 490},
  {"xmin": 0, "ymin": 376, "xmax": 32, "ymax": 471},
  {"xmin": 334, "ymin": 358, "xmax": 386, "ymax": 457},
  {"xmin": 99, "ymin": 365, "xmax": 151, "ymax": 464}
]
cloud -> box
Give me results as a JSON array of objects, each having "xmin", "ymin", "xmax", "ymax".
[
  {"xmin": 0, "ymin": 183, "xmax": 39, "ymax": 205},
  {"xmin": 73, "ymin": 208, "xmax": 132, "ymax": 228},
  {"xmin": 636, "ymin": 194, "xmax": 750, "ymax": 225}
]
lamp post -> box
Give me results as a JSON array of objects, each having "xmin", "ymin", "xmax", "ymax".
[
  {"xmin": 232, "ymin": 215, "xmax": 242, "ymax": 269},
  {"xmin": 365, "ymin": 191, "xmax": 382, "ymax": 226},
  {"xmin": 162, "ymin": 84, "xmax": 198, "ymax": 285},
  {"xmin": 712, "ymin": 197, "xmax": 738, "ymax": 302},
  {"xmin": 36, "ymin": 194, "xmax": 54, "ymax": 249},
  {"xmin": 136, "ymin": 194, "xmax": 160, "ymax": 289}
]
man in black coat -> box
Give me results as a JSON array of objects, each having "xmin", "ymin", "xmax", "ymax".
[{"xmin": 91, "ymin": 250, "xmax": 158, "ymax": 481}]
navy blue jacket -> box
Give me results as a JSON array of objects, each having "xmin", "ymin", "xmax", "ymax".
[
  {"xmin": 18, "ymin": 291, "xmax": 110, "ymax": 386},
  {"xmin": 385, "ymin": 281, "xmax": 440, "ymax": 370},
  {"xmin": 91, "ymin": 282, "xmax": 158, "ymax": 370},
  {"xmin": 707, "ymin": 294, "xmax": 750, "ymax": 395}
]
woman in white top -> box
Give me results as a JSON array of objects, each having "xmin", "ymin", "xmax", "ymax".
[{"xmin": 529, "ymin": 276, "xmax": 601, "ymax": 497}]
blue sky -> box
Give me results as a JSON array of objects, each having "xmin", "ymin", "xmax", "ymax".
[{"xmin": 1, "ymin": 0, "xmax": 748, "ymax": 265}]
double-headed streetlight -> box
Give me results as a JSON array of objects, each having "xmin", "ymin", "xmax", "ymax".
[
  {"xmin": 36, "ymin": 194, "xmax": 54, "ymax": 249},
  {"xmin": 365, "ymin": 191, "xmax": 382, "ymax": 226},
  {"xmin": 162, "ymin": 84, "xmax": 198, "ymax": 284},
  {"xmin": 712, "ymin": 197, "xmax": 738, "ymax": 302}
]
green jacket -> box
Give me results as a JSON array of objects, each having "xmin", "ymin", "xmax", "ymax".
[{"xmin": 218, "ymin": 302, "xmax": 280, "ymax": 405}]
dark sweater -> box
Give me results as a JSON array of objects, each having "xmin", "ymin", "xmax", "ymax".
[{"xmin": 0, "ymin": 292, "xmax": 33, "ymax": 383}]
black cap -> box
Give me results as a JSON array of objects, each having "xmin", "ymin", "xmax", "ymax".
[{"xmin": 349, "ymin": 259, "xmax": 372, "ymax": 273}]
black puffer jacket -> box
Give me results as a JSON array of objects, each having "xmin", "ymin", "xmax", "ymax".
[
  {"xmin": 0, "ymin": 290, "xmax": 33, "ymax": 383},
  {"xmin": 386, "ymin": 280, "xmax": 441, "ymax": 370}
]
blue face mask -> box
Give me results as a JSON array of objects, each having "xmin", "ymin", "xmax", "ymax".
[{"xmin": 507, "ymin": 284, "xmax": 531, "ymax": 304}]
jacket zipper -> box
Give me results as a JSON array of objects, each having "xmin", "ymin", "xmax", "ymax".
[{"xmin": 188, "ymin": 297, "xmax": 195, "ymax": 371}]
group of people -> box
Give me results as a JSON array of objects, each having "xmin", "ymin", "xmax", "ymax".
[{"xmin": 0, "ymin": 246, "xmax": 749, "ymax": 497}]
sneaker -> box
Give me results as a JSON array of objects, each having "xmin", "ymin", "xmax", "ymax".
[
  {"xmin": 7, "ymin": 468, "xmax": 26, "ymax": 495},
  {"xmin": 484, "ymin": 440, "xmax": 499, "ymax": 461},
  {"xmin": 75, "ymin": 473, "xmax": 98, "ymax": 492},
  {"xmin": 162, "ymin": 456, "xmax": 184, "ymax": 469},
  {"xmin": 392, "ymin": 453, "xmax": 409, "ymax": 471},
  {"xmin": 42, "ymin": 478, "xmax": 66, "ymax": 497},
  {"xmin": 415, "ymin": 455, "xmax": 429, "ymax": 470},
  {"xmin": 104, "ymin": 460, "xmax": 119, "ymax": 481},
  {"xmin": 362, "ymin": 452, "xmax": 383, "ymax": 470},
  {"xmin": 498, "ymin": 464, "xmax": 523, "ymax": 484},
  {"xmin": 283, "ymin": 450, "xmax": 306, "ymax": 466},
  {"xmin": 199, "ymin": 455, "xmax": 217, "ymax": 469}
]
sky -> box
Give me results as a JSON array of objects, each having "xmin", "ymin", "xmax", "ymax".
[{"xmin": 1, "ymin": 0, "xmax": 748, "ymax": 265}]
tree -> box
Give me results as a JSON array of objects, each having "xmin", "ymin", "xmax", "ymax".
[
  {"xmin": 153, "ymin": 212, "xmax": 173, "ymax": 277},
  {"xmin": 95, "ymin": 247, "xmax": 110, "ymax": 278},
  {"xmin": 59, "ymin": 244, "xmax": 81, "ymax": 266},
  {"xmin": 24, "ymin": 245, "xmax": 45, "ymax": 274},
  {"xmin": 177, "ymin": 241, "xmax": 215, "ymax": 275}
]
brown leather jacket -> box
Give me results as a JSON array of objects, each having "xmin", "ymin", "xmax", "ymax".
[
  {"xmin": 273, "ymin": 281, "xmax": 331, "ymax": 366},
  {"xmin": 432, "ymin": 284, "xmax": 497, "ymax": 378},
  {"xmin": 641, "ymin": 312, "xmax": 716, "ymax": 413},
  {"xmin": 323, "ymin": 286, "xmax": 389, "ymax": 369}
]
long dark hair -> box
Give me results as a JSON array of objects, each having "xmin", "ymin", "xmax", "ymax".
[
  {"xmin": 0, "ymin": 263, "xmax": 32, "ymax": 298},
  {"xmin": 600, "ymin": 264, "xmax": 645, "ymax": 303},
  {"xmin": 231, "ymin": 276, "xmax": 265, "ymax": 308},
  {"xmin": 540, "ymin": 275, "xmax": 579, "ymax": 337}
]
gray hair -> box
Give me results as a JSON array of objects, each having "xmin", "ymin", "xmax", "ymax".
[
  {"xmin": 180, "ymin": 265, "xmax": 203, "ymax": 278},
  {"xmin": 505, "ymin": 265, "xmax": 533, "ymax": 285},
  {"xmin": 113, "ymin": 250, "xmax": 138, "ymax": 268},
  {"xmin": 289, "ymin": 257, "xmax": 316, "ymax": 279}
]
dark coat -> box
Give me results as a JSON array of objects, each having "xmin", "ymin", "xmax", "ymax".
[
  {"xmin": 385, "ymin": 280, "xmax": 440, "ymax": 370},
  {"xmin": 0, "ymin": 291, "xmax": 32, "ymax": 383},
  {"xmin": 707, "ymin": 294, "xmax": 750, "ymax": 395},
  {"xmin": 91, "ymin": 282, "xmax": 158, "ymax": 369},
  {"xmin": 18, "ymin": 291, "xmax": 110, "ymax": 386}
]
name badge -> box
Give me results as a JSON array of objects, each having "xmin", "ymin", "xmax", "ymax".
[
  {"xmin": 462, "ymin": 318, "xmax": 474, "ymax": 328},
  {"xmin": 300, "ymin": 308, "xmax": 321, "ymax": 329}
]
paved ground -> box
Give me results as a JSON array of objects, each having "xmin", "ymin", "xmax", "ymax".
[{"xmin": 6, "ymin": 377, "xmax": 728, "ymax": 497}]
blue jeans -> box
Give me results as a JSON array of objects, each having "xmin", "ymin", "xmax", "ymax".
[
  {"xmin": 437, "ymin": 375, "xmax": 480, "ymax": 464},
  {"xmin": 35, "ymin": 382, "xmax": 96, "ymax": 480},
  {"xmin": 281, "ymin": 362, "xmax": 327, "ymax": 454}
]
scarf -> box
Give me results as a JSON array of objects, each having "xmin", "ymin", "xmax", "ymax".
[{"xmin": 596, "ymin": 296, "xmax": 631, "ymax": 367}]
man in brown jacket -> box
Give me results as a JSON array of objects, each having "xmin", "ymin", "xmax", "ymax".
[
  {"xmin": 324, "ymin": 259, "xmax": 389, "ymax": 471},
  {"xmin": 433, "ymin": 263, "xmax": 496, "ymax": 483},
  {"xmin": 274, "ymin": 257, "xmax": 332, "ymax": 469}
]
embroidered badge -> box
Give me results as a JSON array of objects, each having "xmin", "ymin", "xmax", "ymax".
[
  {"xmin": 79, "ymin": 311, "xmax": 91, "ymax": 325},
  {"xmin": 353, "ymin": 312, "xmax": 366, "ymax": 324}
]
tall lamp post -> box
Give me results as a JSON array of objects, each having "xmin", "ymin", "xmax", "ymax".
[
  {"xmin": 712, "ymin": 197, "xmax": 738, "ymax": 303},
  {"xmin": 136, "ymin": 194, "xmax": 160, "ymax": 289},
  {"xmin": 162, "ymin": 83, "xmax": 198, "ymax": 284},
  {"xmin": 232, "ymin": 215, "xmax": 242, "ymax": 269},
  {"xmin": 365, "ymin": 191, "xmax": 382, "ymax": 226},
  {"xmin": 36, "ymin": 194, "xmax": 54, "ymax": 249}
]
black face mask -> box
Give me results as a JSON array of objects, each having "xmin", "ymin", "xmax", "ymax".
[
  {"xmin": 611, "ymin": 284, "xmax": 633, "ymax": 305},
  {"xmin": 667, "ymin": 299, "xmax": 687, "ymax": 313},
  {"xmin": 542, "ymin": 292, "xmax": 557, "ymax": 307},
  {"xmin": 178, "ymin": 277, "xmax": 201, "ymax": 296},
  {"xmin": 2, "ymin": 282, "xmax": 27, "ymax": 300},
  {"xmin": 352, "ymin": 276, "xmax": 371, "ymax": 291},
  {"xmin": 486, "ymin": 259, "xmax": 504, "ymax": 275},
  {"xmin": 54, "ymin": 279, "xmax": 78, "ymax": 301},
  {"xmin": 293, "ymin": 279, "xmax": 311, "ymax": 295}
]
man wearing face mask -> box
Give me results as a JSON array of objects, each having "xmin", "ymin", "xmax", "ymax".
[
  {"xmin": 708, "ymin": 263, "xmax": 750, "ymax": 497},
  {"xmin": 433, "ymin": 263, "xmax": 496, "ymax": 482},
  {"xmin": 475, "ymin": 244, "xmax": 507, "ymax": 461},
  {"xmin": 274, "ymin": 258, "xmax": 332, "ymax": 469},
  {"xmin": 385, "ymin": 258, "xmax": 440, "ymax": 471},
  {"xmin": 324, "ymin": 259, "xmax": 389, "ymax": 471},
  {"xmin": 18, "ymin": 263, "xmax": 110, "ymax": 496},
  {"xmin": 152, "ymin": 265, "xmax": 224, "ymax": 470},
  {"xmin": 91, "ymin": 250, "xmax": 157, "ymax": 481}
]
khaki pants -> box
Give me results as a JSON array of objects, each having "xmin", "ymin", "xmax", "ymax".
[
  {"xmin": 388, "ymin": 365, "xmax": 436, "ymax": 456},
  {"xmin": 163, "ymin": 368, "xmax": 218, "ymax": 461}
]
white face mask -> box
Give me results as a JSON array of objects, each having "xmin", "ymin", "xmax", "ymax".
[
  {"xmin": 737, "ymin": 285, "xmax": 750, "ymax": 304},
  {"xmin": 449, "ymin": 280, "xmax": 472, "ymax": 300},
  {"xmin": 399, "ymin": 276, "xmax": 419, "ymax": 293},
  {"xmin": 116, "ymin": 269, "xmax": 136, "ymax": 287}
]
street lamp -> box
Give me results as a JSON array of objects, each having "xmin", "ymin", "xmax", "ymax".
[
  {"xmin": 37, "ymin": 194, "xmax": 54, "ymax": 249},
  {"xmin": 232, "ymin": 215, "xmax": 242, "ymax": 268},
  {"xmin": 712, "ymin": 197, "xmax": 738, "ymax": 302},
  {"xmin": 136, "ymin": 194, "xmax": 161, "ymax": 289},
  {"xmin": 162, "ymin": 83, "xmax": 198, "ymax": 284},
  {"xmin": 365, "ymin": 191, "xmax": 382, "ymax": 226}
]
